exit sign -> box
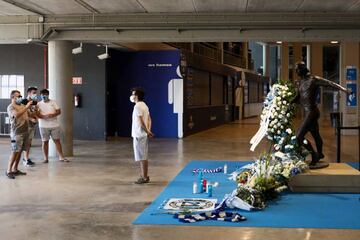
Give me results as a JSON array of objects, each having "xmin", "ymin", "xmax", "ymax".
[{"xmin": 72, "ymin": 77, "xmax": 82, "ymax": 85}]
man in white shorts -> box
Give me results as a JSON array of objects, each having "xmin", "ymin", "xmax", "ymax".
[
  {"xmin": 37, "ymin": 89, "xmax": 69, "ymax": 163},
  {"xmin": 130, "ymin": 88, "xmax": 153, "ymax": 184}
]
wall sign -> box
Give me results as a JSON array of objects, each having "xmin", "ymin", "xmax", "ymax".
[
  {"xmin": 347, "ymin": 83, "xmax": 357, "ymax": 107},
  {"xmin": 346, "ymin": 66, "xmax": 357, "ymax": 81},
  {"xmin": 72, "ymin": 77, "xmax": 82, "ymax": 85}
]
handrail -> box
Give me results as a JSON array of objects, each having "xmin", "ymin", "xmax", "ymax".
[{"xmin": 336, "ymin": 124, "xmax": 360, "ymax": 171}]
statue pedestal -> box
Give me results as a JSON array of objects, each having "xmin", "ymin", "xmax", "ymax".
[{"xmin": 289, "ymin": 163, "xmax": 360, "ymax": 193}]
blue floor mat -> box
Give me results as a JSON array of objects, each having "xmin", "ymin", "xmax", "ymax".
[{"xmin": 133, "ymin": 160, "xmax": 360, "ymax": 229}]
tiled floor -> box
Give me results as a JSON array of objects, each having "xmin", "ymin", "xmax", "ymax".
[{"xmin": 0, "ymin": 117, "xmax": 359, "ymax": 240}]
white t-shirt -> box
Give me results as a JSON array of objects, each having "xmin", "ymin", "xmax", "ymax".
[
  {"xmin": 37, "ymin": 100, "xmax": 60, "ymax": 128},
  {"xmin": 132, "ymin": 101, "xmax": 150, "ymax": 138}
]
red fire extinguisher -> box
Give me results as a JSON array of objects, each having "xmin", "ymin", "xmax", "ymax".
[{"xmin": 74, "ymin": 94, "xmax": 81, "ymax": 108}]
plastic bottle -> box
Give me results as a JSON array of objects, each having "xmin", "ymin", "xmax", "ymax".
[
  {"xmin": 193, "ymin": 182, "xmax": 198, "ymax": 194},
  {"xmin": 207, "ymin": 184, "xmax": 213, "ymax": 197},
  {"xmin": 202, "ymin": 179, "xmax": 207, "ymax": 192},
  {"xmin": 197, "ymin": 172, "xmax": 203, "ymax": 193}
]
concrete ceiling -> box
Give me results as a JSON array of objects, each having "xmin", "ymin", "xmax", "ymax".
[
  {"xmin": 0, "ymin": 0, "xmax": 359, "ymax": 15},
  {"xmin": 0, "ymin": 0, "xmax": 359, "ymax": 43}
]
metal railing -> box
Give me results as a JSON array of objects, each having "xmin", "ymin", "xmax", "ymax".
[
  {"xmin": 0, "ymin": 112, "xmax": 10, "ymax": 136},
  {"xmin": 223, "ymin": 50, "xmax": 246, "ymax": 68},
  {"xmin": 193, "ymin": 43, "xmax": 222, "ymax": 62},
  {"xmin": 336, "ymin": 125, "xmax": 360, "ymax": 171}
]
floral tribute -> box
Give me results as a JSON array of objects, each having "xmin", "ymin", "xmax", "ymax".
[{"xmin": 227, "ymin": 81, "xmax": 308, "ymax": 210}]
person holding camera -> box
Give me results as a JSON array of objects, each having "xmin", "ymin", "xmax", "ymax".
[
  {"xmin": 22, "ymin": 86, "xmax": 38, "ymax": 166},
  {"xmin": 37, "ymin": 89, "xmax": 69, "ymax": 163},
  {"xmin": 6, "ymin": 90, "xmax": 32, "ymax": 179}
]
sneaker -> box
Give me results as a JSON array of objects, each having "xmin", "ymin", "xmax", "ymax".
[
  {"xmin": 59, "ymin": 158, "xmax": 70, "ymax": 162},
  {"xmin": 134, "ymin": 176, "xmax": 150, "ymax": 184},
  {"xmin": 5, "ymin": 172, "xmax": 15, "ymax": 179},
  {"xmin": 23, "ymin": 159, "xmax": 35, "ymax": 166},
  {"xmin": 13, "ymin": 170, "xmax": 27, "ymax": 176}
]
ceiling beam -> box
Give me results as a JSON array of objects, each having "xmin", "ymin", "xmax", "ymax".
[
  {"xmin": 44, "ymin": 28, "xmax": 360, "ymax": 42},
  {"xmin": 0, "ymin": 12, "xmax": 360, "ymax": 43},
  {"xmin": 42, "ymin": 12, "xmax": 360, "ymax": 30}
]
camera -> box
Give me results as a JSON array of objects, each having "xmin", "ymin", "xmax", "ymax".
[{"xmin": 21, "ymin": 99, "xmax": 37, "ymax": 105}]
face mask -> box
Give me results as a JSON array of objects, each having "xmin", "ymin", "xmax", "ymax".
[
  {"xmin": 41, "ymin": 95, "xmax": 49, "ymax": 102},
  {"xmin": 30, "ymin": 95, "xmax": 38, "ymax": 101},
  {"xmin": 130, "ymin": 95, "xmax": 136, "ymax": 103},
  {"xmin": 15, "ymin": 97, "xmax": 24, "ymax": 105}
]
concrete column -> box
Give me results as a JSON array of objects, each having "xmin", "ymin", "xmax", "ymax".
[
  {"xmin": 306, "ymin": 45, "xmax": 311, "ymax": 69},
  {"xmin": 263, "ymin": 43, "xmax": 270, "ymax": 77},
  {"xmin": 48, "ymin": 40, "xmax": 73, "ymax": 156},
  {"xmin": 218, "ymin": 42, "xmax": 224, "ymax": 64},
  {"xmin": 339, "ymin": 42, "xmax": 359, "ymax": 135},
  {"xmin": 280, "ymin": 42, "xmax": 289, "ymax": 81},
  {"xmin": 243, "ymin": 42, "xmax": 249, "ymax": 69},
  {"xmin": 311, "ymin": 42, "xmax": 324, "ymax": 110},
  {"xmin": 293, "ymin": 43, "xmax": 302, "ymax": 80}
]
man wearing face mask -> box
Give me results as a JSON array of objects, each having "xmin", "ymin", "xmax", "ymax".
[
  {"xmin": 6, "ymin": 90, "xmax": 33, "ymax": 179},
  {"xmin": 37, "ymin": 89, "xmax": 68, "ymax": 163},
  {"xmin": 130, "ymin": 88, "xmax": 153, "ymax": 184},
  {"xmin": 22, "ymin": 86, "xmax": 38, "ymax": 166}
]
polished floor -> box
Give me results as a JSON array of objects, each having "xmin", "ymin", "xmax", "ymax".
[{"xmin": 0, "ymin": 117, "xmax": 359, "ymax": 240}]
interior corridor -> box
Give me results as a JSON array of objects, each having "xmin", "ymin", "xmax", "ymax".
[{"xmin": 0, "ymin": 117, "xmax": 358, "ymax": 240}]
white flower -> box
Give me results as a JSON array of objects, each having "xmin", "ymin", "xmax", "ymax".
[
  {"xmin": 283, "ymin": 100, "xmax": 287, "ymax": 104},
  {"xmin": 279, "ymin": 114, "xmax": 283, "ymax": 118},
  {"xmin": 291, "ymin": 136, "xmax": 296, "ymax": 140},
  {"xmin": 277, "ymin": 130, "xmax": 281, "ymax": 134},
  {"xmin": 303, "ymin": 139, "xmax": 308, "ymax": 144},
  {"xmin": 274, "ymin": 145, "xmax": 280, "ymax": 151},
  {"xmin": 280, "ymin": 125, "xmax": 284, "ymax": 129},
  {"xmin": 284, "ymin": 119, "xmax": 288, "ymax": 123},
  {"xmin": 277, "ymin": 123, "xmax": 281, "ymax": 127},
  {"xmin": 286, "ymin": 113, "xmax": 290, "ymax": 117},
  {"xmin": 276, "ymin": 107, "xmax": 280, "ymax": 111},
  {"xmin": 286, "ymin": 128, "xmax": 292, "ymax": 134},
  {"xmin": 281, "ymin": 111, "xmax": 285, "ymax": 115}
]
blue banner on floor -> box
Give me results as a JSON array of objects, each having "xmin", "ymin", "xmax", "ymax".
[{"xmin": 133, "ymin": 161, "xmax": 360, "ymax": 229}]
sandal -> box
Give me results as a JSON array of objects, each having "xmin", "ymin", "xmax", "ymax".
[
  {"xmin": 13, "ymin": 170, "xmax": 27, "ymax": 176},
  {"xmin": 5, "ymin": 172, "xmax": 15, "ymax": 179},
  {"xmin": 134, "ymin": 176, "xmax": 150, "ymax": 184}
]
